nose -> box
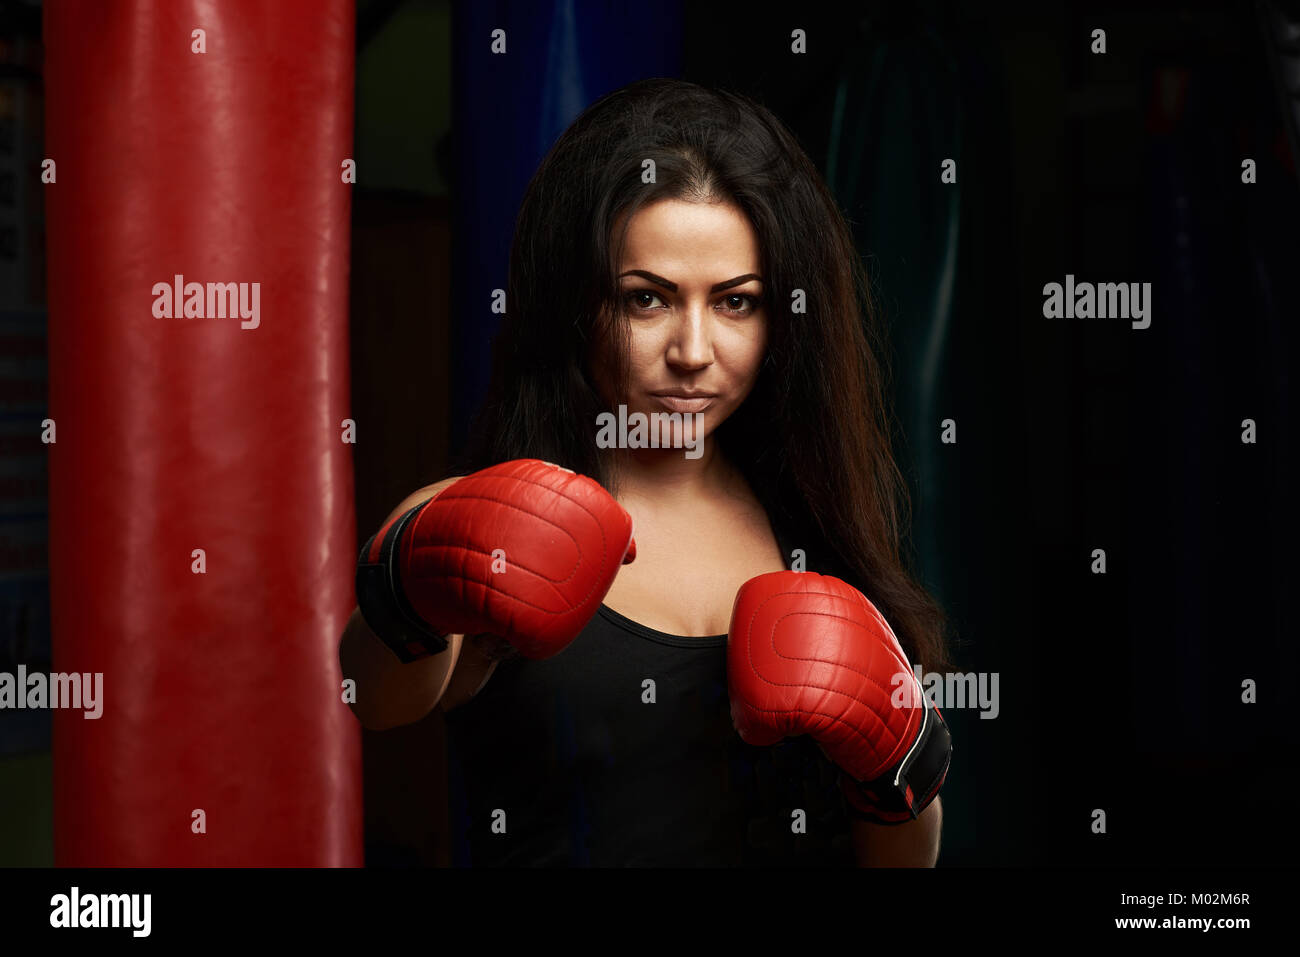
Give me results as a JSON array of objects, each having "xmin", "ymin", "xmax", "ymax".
[{"xmin": 666, "ymin": 306, "xmax": 714, "ymax": 371}]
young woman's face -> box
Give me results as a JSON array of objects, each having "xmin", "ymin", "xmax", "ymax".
[{"xmin": 590, "ymin": 198, "xmax": 768, "ymax": 451}]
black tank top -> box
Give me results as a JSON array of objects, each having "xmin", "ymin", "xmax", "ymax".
[{"xmin": 443, "ymin": 522, "xmax": 857, "ymax": 867}]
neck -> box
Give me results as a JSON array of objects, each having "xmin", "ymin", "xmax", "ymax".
[{"xmin": 603, "ymin": 436, "xmax": 737, "ymax": 507}]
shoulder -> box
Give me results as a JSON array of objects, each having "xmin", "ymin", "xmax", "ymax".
[{"xmin": 382, "ymin": 474, "xmax": 464, "ymax": 526}]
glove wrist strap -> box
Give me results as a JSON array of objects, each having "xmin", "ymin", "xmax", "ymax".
[
  {"xmin": 355, "ymin": 502, "xmax": 449, "ymax": 663},
  {"xmin": 841, "ymin": 694, "xmax": 952, "ymax": 825}
]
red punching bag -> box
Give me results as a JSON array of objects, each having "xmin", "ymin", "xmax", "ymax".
[{"xmin": 44, "ymin": 1, "xmax": 362, "ymax": 865}]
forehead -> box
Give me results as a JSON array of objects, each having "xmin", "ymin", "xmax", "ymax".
[{"xmin": 617, "ymin": 199, "xmax": 760, "ymax": 272}]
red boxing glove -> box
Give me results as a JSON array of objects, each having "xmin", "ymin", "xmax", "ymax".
[
  {"xmin": 727, "ymin": 570, "xmax": 951, "ymax": 824},
  {"xmin": 356, "ymin": 459, "xmax": 636, "ymax": 662}
]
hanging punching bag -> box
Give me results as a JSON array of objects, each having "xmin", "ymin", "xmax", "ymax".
[{"xmin": 43, "ymin": 1, "xmax": 362, "ymax": 865}]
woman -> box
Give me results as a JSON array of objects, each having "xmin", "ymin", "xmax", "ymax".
[{"xmin": 341, "ymin": 77, "xmax": 953, "ymax": 867}]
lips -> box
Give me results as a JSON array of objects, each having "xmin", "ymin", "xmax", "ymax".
[{"xmin": 650, "ymin": 393, "xmax": 716, "ymax": 413}]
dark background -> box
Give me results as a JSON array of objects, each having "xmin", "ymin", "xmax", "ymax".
[{"xmin": 1, "ymin": 0, "xmax": 1294, "ymax": 867}]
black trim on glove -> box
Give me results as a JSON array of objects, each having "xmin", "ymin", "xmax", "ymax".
[
  {"xmin": 355, "ymin": 502, "xmax": 449, "ymax": 663},
  {"xmin": 842, "ymin": 695, "xmax": 953, "ymax": 825}
]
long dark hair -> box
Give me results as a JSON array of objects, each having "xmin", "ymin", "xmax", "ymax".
[{"xmin": 452, "ymin": 77, "xmax": 952, "ymax": 675}]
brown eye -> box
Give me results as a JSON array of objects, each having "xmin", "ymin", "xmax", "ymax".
[
  {"xmin": 721, "ymin": 294, "xmax": 758, "ymax": 315},
  {"xmin": 625, "ymin": 290, "xmax": 666, "ymax": 312}
]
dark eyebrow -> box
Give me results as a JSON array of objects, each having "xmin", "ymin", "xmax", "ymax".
[{"xmin": 617, "ymin": 270, "xmax": 763, "ymax": 293}]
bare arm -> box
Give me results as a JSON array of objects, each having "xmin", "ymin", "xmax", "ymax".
[
  {"xmin": 338, "ymin": 479, "xmax": 466, "ymax": 731},
  {"xmin": 850, "ymin": 796, "xmax": 943, "ymax": 867},
  {"xmin": 339, "ymin": 607, "xmax": 464, "ymax": 730}
]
